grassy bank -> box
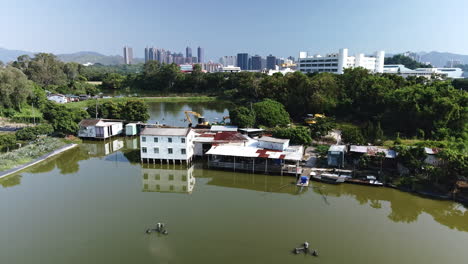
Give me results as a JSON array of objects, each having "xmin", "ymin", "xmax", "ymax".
[
  {"xmin": 0, "ymin": 137, "xmax": 66, "ymax": 172},
  {"xmin": 64, "ymin": 96, "xmax": 218, "ymax": 109}
]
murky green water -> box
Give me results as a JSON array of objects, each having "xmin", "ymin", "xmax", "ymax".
[{"xmin": 1, "ymin": 102, "xmax": 468, "ymax": 264}]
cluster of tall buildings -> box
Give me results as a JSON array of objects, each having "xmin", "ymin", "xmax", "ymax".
[
  {"xmin": 122, "ymin": 45, "xmax": 204, "ymax": 65},
  {"xmin": 144, "ymin": 46, "xmax": 204, "ymax": 65},
  {"xmin": 219, "ymin": 53, "xmax": 294, "ymax": 71}
]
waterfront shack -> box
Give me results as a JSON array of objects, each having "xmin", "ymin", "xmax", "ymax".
[
  {"xmin": 125, "ymin": 123, "xmax": 138, "ymax": 136},
  {"xmin": 327, "ymin": 145, "xmax": 346, "ymax": 168},
  {"xmin": 78, "ymin": 119, "xmax": 124, "ymax": 139},
  {"xmin": 257, "ymin": 136, "xmax": 289, "ymax": 151},
  {"xmin": 193, "ymin": 131, "xmax": 249, "ymax": 156},
  {"xmin": 238, "ymin": 128, "xmax": 264, "ymax": 138},
  {"xmin": 140, "ymin": 127, "xmax": 195, "ymax": 164},
  {"xmin": 348, "ymin": 145, "xmax": 397, "ymax": 168},
  {"xmin": 206, "ymin": 139, "xmax": 303, "ymax": 176}
]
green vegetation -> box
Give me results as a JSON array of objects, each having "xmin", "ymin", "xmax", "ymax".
[
  {"xmin": 87, "ymin": 100, "xmax": 150, "ymax": 122},
  {"xmin": 452, "ymin": 78, "xmax": 468, "ymax": 91},
  {"xmin": 42, "ymin": 102, "xmax": 89, "ymax": 135},
  {"xmin": 309, "ymin": 116, "xmax": 336, "ymax": 139},
  {"xmin": 272, "ymin": 126, "xmax": 312, "ymax": 145},
  {"xmin": 0, "ymin": 137, "xmax": 66, "ymax": 171},
  {"xmin": 229, "ymin": 99, "xmax": 290, "ymax": 128},
  {"xmin": 252, "ymin": 99, "xmax": 290, "ymax": 127},
  {"xmin": 0, "ymin": 66, "xmax": 34, "ymax": 111},
  {"xmin": 15, "ymin": 124, "xmax": 53, "ymax": 140},
  {"xmin": 229, "ymin": 106, "xmax": 256, "ymax": 128},
  {"xmin": 384, "ymin": 54, "xmax": 432, "ymax": 69},
  {"xmin": 0, "ymin": 133, "xmax": 16, "ymax": 151}
]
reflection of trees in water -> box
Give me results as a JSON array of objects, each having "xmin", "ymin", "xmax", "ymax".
[
  {"xmin": 122, "ymin": 149, "xmax": 141, "ymax": 163},
  {"xmin": 314, "ymin": 183, "xmax": 468, "ymax": 230},
  {"xmin": 28, "ymin": 146, "xmax": 91, "ymax": 175},
  {"xmin": 0, "ymin": 174, "xmax": 22, "ymax": 188},
  {"xmin": 55, "ymin": 147, "xmax": 89, "ymax": 174}
]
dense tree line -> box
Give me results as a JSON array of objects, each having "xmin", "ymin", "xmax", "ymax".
[
  {"xmin": 81, "ymin": 61, "xmax": 467, "ymax": 142},
  {"xmin": 86, "ymin": 100, "xmax": 150, "ymax": 122}
]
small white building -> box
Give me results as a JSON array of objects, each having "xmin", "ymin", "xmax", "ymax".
[
  {"xmin": 219, "ymin": 65, "xmax": 241, "ymax": 73},
  {"xmin": 47, "ymin": 94, "xmax": 68, "ymax": 104},
  {"xmin": 257, "ymin": 136, "xmax": 289, "ymax": 151},
  {"xmin": 298, "ymin": 48, "xmax": 385, "ymax": 74},
  {"xmin": 267, "ymin": 68, "xmax": 295, "ymax": 75},
  {"xmin": 78, "ymin": 119, "xmax": 124, "ymax": 139},
  {"xmin": 140, "ymin": 127, "xmax": 195, "ymax": 163}
]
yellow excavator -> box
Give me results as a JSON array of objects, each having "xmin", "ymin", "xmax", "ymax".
[
  {"xmin": 184, "ymin": 111, "xmax": 211, "ymax": 128},
  {"xmin": 304, "ymin": 114, "xmax": 325, "ymax": 125}
]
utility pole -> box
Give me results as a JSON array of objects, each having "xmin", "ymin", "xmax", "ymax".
[
  {"xmin": 32, "ymin": 101, "xmax": 35, "ymax": 125},
  {"xmin": 95, "ymin": 98, "xmax": 98, "ymax": 119}
]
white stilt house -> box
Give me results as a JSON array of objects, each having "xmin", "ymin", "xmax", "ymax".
[{"xmin": 140, "ymin": 127, "xmax": 195, "ymax": 164}]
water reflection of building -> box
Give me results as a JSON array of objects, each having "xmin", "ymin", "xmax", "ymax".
[
  {"xmin": 124, "ymin": 137, "xmax": 139, "ymax": 150},
  {"xmin": 81, "ymin": 138, "xmax": 124, "ymax": 157},
  {"xmin": 141, "ymin": 165, "xmax": 195, "ymax": 193}
]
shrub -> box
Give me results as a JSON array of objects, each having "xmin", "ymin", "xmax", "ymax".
[
  {"xmin": 339, "ymin": 124, "xmax": 365, "ymax": 144},
  {"xmin": 253, "ymin": 99, "xmax": 290, "ymax": 127},
  {"xmin": 229, "ymin": 106, "xmax": 255, "ymax": 128},
  {"xmin": 273, "ymin": 126, "xmax": 312, "ymax": 145},
  {"xmin": 15, "ymin": 124, "xmax": 54, "ymax": 140}
]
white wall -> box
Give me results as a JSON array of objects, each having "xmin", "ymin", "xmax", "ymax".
[
  {"xmin": 257, "ymin": 140, "xmax": 289, "ymax": 151},
  {"xmin": 140, "ymin": 130, "xmax": 195, "ymax": 161}
]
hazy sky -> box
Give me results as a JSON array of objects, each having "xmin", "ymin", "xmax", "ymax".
[{"xmin": 1, "ymin": 0, "xmax": 467, "ymax": 60}]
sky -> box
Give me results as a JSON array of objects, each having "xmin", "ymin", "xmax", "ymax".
[{"xmin": 1, "ymin": 0, "xmax": 468, "ymax": 60}]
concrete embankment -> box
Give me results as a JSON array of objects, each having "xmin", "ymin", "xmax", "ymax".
[{"xmin": 0, "ymin": 144, "xmax": 78, "ymax": 179}]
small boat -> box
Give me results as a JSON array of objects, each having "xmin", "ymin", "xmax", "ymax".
[{"xmin": 297, "ymin": 175, "xmax": 310, "ymax": 187}]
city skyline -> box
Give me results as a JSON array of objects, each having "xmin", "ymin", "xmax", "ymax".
[{"xmin": 2, "ymin": 0, "xmax": 468, "ymax": 60}]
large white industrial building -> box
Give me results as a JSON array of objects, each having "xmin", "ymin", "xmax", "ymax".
[
  {"xmin": 298, "ymin": 48, "xmax": 385, "ymax": 74},
  {"xmin": 383, "ymin": 65, "xmax": 463, "ymax": 79}
]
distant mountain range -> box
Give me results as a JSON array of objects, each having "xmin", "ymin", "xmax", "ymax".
[
  {"xmin": 57, "ymin": 51, "xmax": 125, "ymax": 65},
  {"xmin": 0, "ymin": 47, "xmax": 34, "ymax": 63},
  {"xmin": 417, "ymin": 52, "xmax": 468, "ymax": 67},
  {"xmin": 0, "ymin": 48, "xmax": 143, "ymax": 65}
]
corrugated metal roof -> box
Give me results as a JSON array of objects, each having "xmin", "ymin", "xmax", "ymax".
[
  {"xmin": 350, "ymin": 145, "xmax": 396, "ymax": 159},
  {"xmin": 258, "ymin": 136, "xmax": 289, "ymax": 144},
  {"xmin": 206, "ymin": 145, "xmax": 303, "ymax": 161},
  {"xmin": 141, "ymin": 127, "xmax": 191, "ymax": 136},
  {"xmin": 210, "ymin": 125, "xmax": 238, "ymax": 132},
  {"xmin": 328, "ymin": 145, "xmax": 346, "ymax": 152},
  {"xmin": 79, "ymin": 119, "xmax": 101, "ymax": 127}
]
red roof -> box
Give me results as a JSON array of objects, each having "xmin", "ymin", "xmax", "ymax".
[{"xmin": 213, "ymin": 132, "xmax": 246, "ymax": 142}]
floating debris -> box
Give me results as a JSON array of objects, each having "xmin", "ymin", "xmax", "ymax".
[
  {"xmin": 292, "ymin": 241, "xmax": 318, "ymax": 257},
  {"xmin": 145, "ymin": 222, "xmax": 169, "ymax": 235}
]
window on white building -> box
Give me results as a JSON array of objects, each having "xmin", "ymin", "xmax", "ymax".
[
  {"xmin": 181, "ymin": 148, "xmax": 186, "ymax": 155},
  {"xmin": 142, "ymin": 137, "xmax": 146, "ymax": 142},
  {"xmin": 142, "ymin": 147, "xmax": 147, "ymax": 153},
  {"xmin": 181, "ymin": 138, "xmax": 185, "ymax": 143},
  {"xmin": 168, "ymin": 138, "xmax": 172, "ymax": 143},
  {"xmin": 154, "ymin": 147, "xmax": 159, "ymax": 154},
  {"xmin": 168, "ymin": 148, "xmax": 173, "ymax": 154},
  {"xmin": 154, "ymin": 137, "xmax": 158, "ymax": 143}
]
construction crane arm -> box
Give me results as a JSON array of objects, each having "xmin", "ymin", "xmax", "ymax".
[{"xmin": 184, "ymin": 111, "xmax": 203, "ymax": 125}]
